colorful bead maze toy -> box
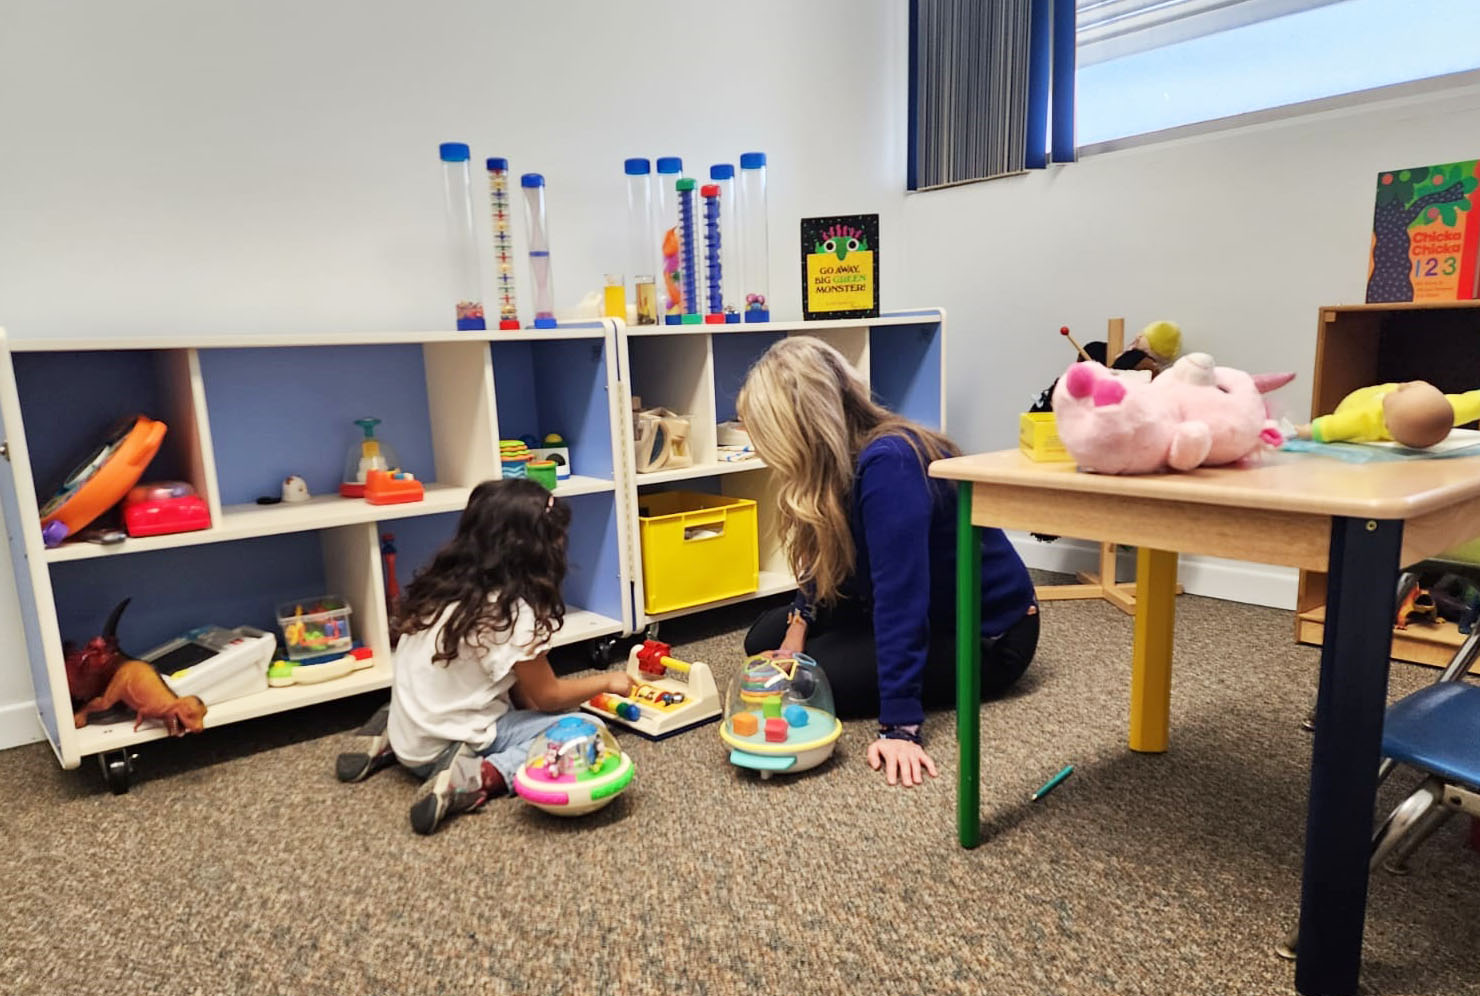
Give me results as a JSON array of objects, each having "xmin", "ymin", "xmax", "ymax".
[
  {"xmin": 721, "ymin": 653, "xmax": 842, "ymax": 778},
  {"xmin": 512, "ymin": 715, "xmax": 634, "ymax": 816},
  {"xmin": 582, "ymin": 639, "xmax": 721, "ymax": 739}
]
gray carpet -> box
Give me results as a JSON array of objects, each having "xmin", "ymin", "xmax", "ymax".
[{"xmin": 3, "ymin": 584, "xmax": 1478, "ymax": 996}]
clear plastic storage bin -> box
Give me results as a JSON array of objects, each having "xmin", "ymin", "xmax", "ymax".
[{"xmin": 275, "ymin": 596, "xmax": 354, "ymax": 660}]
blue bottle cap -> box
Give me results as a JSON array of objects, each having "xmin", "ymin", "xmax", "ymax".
[
  {"xmin": 710, "ymin": 164, "xmax": 734, "ymax": 180},
  {"xmin": 624, "ymin": 158, "xmax": 651, "ymax": 175},
  {"xmin": 440, "ymin": 143, "xmax": 470, "ymax": 163},
  {"xmin": 656, "ymin": 157, "xmax": 683, "ymax": 174},
  {"xmin": 740, "ymin": 152, "xmax": 766, "ymax": 169},
  {"xmin": 486, "ymin": 157, "xmax": 508, "ymax": 171},
  {"xmin": 521, "ymin": 173, "xmax": 545, "ymax": 188}
]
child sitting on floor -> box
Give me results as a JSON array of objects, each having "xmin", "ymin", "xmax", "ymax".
[{"xmin": 335, "ymin": 478, "xmax": 631, "ymax": 835}]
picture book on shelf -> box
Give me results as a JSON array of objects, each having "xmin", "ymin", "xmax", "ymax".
[
  {"xmin": 801, "ymin": 214, "xmax": 879, "ymax": 320},
  {"xmin": 1366, "ymin": 159, "xmax": 1480, "ymax": 303}
]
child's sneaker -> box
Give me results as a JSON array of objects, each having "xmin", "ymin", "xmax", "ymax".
[
  {"xmin": 408, "ymin": 741, "xmax": 507, "ymax": 835},
  {"xmin": 335, "ymin": 704, "xmax": 395, "ymax": 783}
]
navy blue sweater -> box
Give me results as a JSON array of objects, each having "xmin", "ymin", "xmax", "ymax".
[{"xmin": 791, "ymin": 434, "xmax": 1036, "ymax": 726}]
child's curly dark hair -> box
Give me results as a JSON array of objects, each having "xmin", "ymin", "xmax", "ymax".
[{"xmin": 393, "ymin": 477, "xmax": 569, "ymax": 664}]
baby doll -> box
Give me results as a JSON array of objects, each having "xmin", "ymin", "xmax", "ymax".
[{"xmin": 1296, "ymin": 381, "xmax": 1480, "ymax": 448}]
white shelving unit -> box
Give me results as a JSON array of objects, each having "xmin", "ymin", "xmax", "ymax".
[
  {"xmin": 618, "ymin": 309, "xmax": 947, "ymax": 630},
  {"xmin": 0, "ymin": 320, "xmax": 632, "ymax": 775}
]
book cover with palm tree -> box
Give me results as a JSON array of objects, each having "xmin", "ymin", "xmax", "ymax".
[{"xmin": 1366, "ymin": 160, "xmax": 1480, "ymax": 303}]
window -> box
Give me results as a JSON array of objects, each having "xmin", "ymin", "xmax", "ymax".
[{"xmin": 1078, "ymin": 0, "xmax": 1480, "ymax": 146}]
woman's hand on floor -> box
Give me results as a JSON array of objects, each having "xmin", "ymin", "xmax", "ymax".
[{"xmin": 866, "ymin": 738, "xmax": 938, "ymax": 787}]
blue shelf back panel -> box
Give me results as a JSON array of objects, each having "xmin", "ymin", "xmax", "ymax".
[
  {"xmin": 711, "ymin": 332, "xmax": 784, "ymax": 423},
  {"xmin": 13, "ymin": 350, "xmax": 191, "ymax": 503},
  {"xmin": 870, "ymin": 323, "xmax": 943, "ymax": 429},
  {"xmin": 199, "ymin": 345, "xmax": 436, "ymax": 506},
  {"xmin": 50, "ymin": 532, "xmax": 329, "ymax": 655},
  {"xmin": 491, "ymin": 339, "xmax": 612, "ymax": 480},
  {"xmin": 0, "ymin": 405, "xmax": 58, "ymax": 746},
  {"xmin": 383, "ymin": 490, "xmax": 622, "ymax": 628}
]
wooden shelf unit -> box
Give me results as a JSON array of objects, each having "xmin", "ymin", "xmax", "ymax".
[
  {"xmin": 618, "ymin": 310, "xmax": 947, "ymax": 629},
  {"xmin": 1296, "ymin": 301, "xmax": 1480, "ymax": 668},
  {"xmin": 0, "ymin": 321, "xmax": 632, "ymax": 769}
]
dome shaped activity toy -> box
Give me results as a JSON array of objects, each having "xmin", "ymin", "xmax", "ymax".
[
  {"xmin": 512, "ymin": 716, "xmax": 634, "ymax": 816},
  {"xmin": 721, "ymin": 653, "xmax": 842, "ymax": 778}
]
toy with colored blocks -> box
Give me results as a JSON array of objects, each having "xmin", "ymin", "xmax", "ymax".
[
  {"xmin": 512, "ymin": 716, "xmax": 635, "ymax": 817},
  {"xmin": 580, "ymin": 638, "xmax": 721, "ymax": 739},
  {"xmin": 721, "ymin": 652, "xmax": 842, "ymax": 778},
  {"xmin": 364, "ymin": 468, "xmax": 424, "ymax": 505}
]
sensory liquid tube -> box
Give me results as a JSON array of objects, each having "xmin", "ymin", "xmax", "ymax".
[
  {"xmin": 486, "ymin": 157, "xmax": 520, "ymax": 330},
  {"xmin": 676, "ymin": 177, "xmax": 700, "ymax": 325},
  {"xmin": 655, "ymin": 156, "xmax": 684, "ymax": 324},
  {"xmin": 440, "ymin": 142, "xmax": 485, "ymax": 331},
  {"xmin": 625, "ymin": 158, "xmax": 658, "ymax": 325},
  {"xmin": 521, "ymin": 173, "xmax": 556, "ymax": 329},
  {"xmin": 604, "ymin": 274, "xmax": 625, "ymax": 320},
  {"xmin": 739, "ymin": 152, "xmax": 769, "ymax": 322},
  {"xmin": 701, "ymin": 183, "xmax": 724, "ymax": 324},
  {"xmin": 710, "ymin": 164, "xmax": 741, "ymax": 322}
]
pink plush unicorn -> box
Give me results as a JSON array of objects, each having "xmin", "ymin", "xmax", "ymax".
[{"xmin": 1051, "ymin": 353, "xmax": 1295, "ymax": 474}]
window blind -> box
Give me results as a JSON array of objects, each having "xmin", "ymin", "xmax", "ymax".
[
  {"xmin": 909, "ymin": 0, "xmax": 1034, "ymax": 189},
  {"xmin": 1077, "ymin": 0, "xmax": 1345, "ymax": 63}
]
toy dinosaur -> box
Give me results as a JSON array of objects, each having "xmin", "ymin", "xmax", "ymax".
[
  {"xmin": 63, "ymin": 597, "xmax": 132, "ymax": 706},
  {"xmin": 73, "ymin": 657, "xmax": 207, "ymax": 736}
]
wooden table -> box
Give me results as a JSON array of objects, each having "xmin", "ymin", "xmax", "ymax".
[{"xmin": 929, "ymin": 449, "xmax": 1480, "ymax": 996}]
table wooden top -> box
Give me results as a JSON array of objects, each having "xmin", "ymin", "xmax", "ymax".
[{"xmin": 929, "ymin": 449, "xmax": 1480, "ymax": 520}]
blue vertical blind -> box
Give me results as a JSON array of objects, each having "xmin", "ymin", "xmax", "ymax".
[{"xmin": 908, "ymin": 0, "xmax": 1076, "ymax": 189}]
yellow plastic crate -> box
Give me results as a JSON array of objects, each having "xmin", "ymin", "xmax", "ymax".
[
  {"xmin": 1019, "ymin": 412, "xmax": 1073, "ymax": 462},
  {"xmin": 638, "ymin": 491, "xmax": 759, "ymax": 614}
]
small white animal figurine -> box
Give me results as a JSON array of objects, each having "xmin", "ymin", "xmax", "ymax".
[{"xmin": 281, "ymin": 475, "xmax": 311, "ymax": 503}]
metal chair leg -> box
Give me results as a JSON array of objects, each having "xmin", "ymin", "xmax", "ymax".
[
  {"xmin": 1377, "ymin": 779, "xmax": 1453, "ymax": 875},
  {"xmin": 1276, "ymin": 778, "xmax": 1447, "ymax": 960}
]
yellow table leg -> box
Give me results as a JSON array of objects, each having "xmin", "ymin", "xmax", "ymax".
[{"xmin": 1129, "ymin": 547, "xmax": 1178, "ymax": 753}]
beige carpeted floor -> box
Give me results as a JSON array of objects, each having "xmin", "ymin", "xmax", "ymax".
[{"xmin": 3, "ymin": 582, "xmax": 1478, "ymax": 996}]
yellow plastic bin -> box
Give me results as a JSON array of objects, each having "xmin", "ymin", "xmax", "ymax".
[{"xmin": 638, "ymin": 491, "xmax": 759, "ymax": 614}]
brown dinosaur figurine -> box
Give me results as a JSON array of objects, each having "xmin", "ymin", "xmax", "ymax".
[
  {"xmin": 73, "ymin": 657, "xmax": 207, "ymax": 736},
  {"xmin": 64, "ymin": 597, "xmax": 132, "ymax": 706}
]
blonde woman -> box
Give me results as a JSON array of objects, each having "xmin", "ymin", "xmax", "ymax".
[{"xmin": 738, "ymin": 337, "xmax": 1038, "ymax": 787}]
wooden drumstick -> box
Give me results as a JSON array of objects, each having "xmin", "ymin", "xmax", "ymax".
[{"xmin": 1059, "ymin": 326, "xmax": 1092, "ymax": 362}]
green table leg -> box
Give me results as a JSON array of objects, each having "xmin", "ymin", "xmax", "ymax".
[{"xmin": 957, "ymin": 481, "xmax": 983, "ymax": 848}]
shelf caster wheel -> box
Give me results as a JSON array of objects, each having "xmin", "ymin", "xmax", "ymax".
[
  {"xmin": 590, "ymin": 636, "xmax": 620, "ymax": 667},
  {"xmin": 99, "ymin": 750, "xmax": 135, "ymax": 795},
  {"xmin": 644, "ymin": 622, "xmax": 660, "ymax": 642},
  {"xmin": 1300, "ymin": 709, "xmax": 1315, "ymax": 733}
]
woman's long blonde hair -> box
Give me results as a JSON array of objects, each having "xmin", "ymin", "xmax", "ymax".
[{"xmin": 736, "ymin": 336, "xmax": 957, "ymax": 606}]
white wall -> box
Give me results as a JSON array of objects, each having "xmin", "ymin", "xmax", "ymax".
[
  {"xmin": 0, "ymin": 0, "xmax": 907, "ymax": 747},
  {"xmin": 903, "ymin": 79, "xmax": 1480, "ymax": 610}
]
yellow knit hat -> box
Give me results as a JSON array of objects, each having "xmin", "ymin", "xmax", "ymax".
[{"xmin": 1140, "ymin": 320, "xmax": 1181, "ymax": 362}]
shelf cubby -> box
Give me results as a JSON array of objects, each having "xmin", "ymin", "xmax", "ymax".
[{"xmin": 491, "ymin": 334, "xmax": 616, "ymax": 485}]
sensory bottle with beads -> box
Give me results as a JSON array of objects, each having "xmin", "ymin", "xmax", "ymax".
[
  {"xmin": 655, "ymin": 156, "xmax": 684, "ymax": 324},
  {"xmin": 675, "ymin": 177, "xmax": 701, "ymax": 324},
  {"xmin": 521, "ymin": 173, "xmax": 557, "ymax": 329},
  {"xmin": 625, "ymin": 158, "xmax": 658, "ymax": 325},
  {"xmin": 739, "ymin": 152, "xmax": 769, "ymax": 322},
  {"xmin": 710, "ymin": 164, "xmax": 741, "ymax": 321},
  {"xmin": 701, "ymin": 183, "xmax": 724, "ymax": 323},
  {"xmin": 486, "ymin": 157, "xmax": 520, "ymax": 330},
  {"xmin": 439, "ymin": 142, "xmax": 485, "ymax": 330}
]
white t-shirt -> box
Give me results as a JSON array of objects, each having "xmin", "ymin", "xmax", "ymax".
[{"xmin": 387, "ymin": 598, "xmax": 552, "ymax": 765}]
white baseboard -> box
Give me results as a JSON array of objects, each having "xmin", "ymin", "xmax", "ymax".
[
  {"xmin": 1009, "ymin": 532, "xmax": 1298, "ymax": 610},
  {"xmin": 0, "ymin": 698, "xmax": 43, "ymax": 751}
]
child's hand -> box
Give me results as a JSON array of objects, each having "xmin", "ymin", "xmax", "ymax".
[
  {"xmin": 867, "ymin": 738, "xmax": 938, "ymax": 788},
  {"xmin": 605, "ymin": 671, "xmax": 633, "ymax": 696}
]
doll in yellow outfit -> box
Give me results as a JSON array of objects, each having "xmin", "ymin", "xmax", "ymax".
[{"xmin": 1297, "ymin": 381, "xmax": 1480, "ymax": 448}]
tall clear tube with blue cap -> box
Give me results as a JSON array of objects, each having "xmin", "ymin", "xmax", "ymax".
[
  {"xmin": 710, "ymin": 164, "xmax": 742, "ymax": 322},
  {"xmin": 439, "ymin": 142, "xmax": 486, "ymax": 330},
  {"xmin": 675, "ymin": 177, "xmax": 700, "ymax": 325},
  {"xmin": 655, "ymin": 157, "xmax": 685, "ymax": 324},
  {"xmin": 521, "ymin": 173, "xmax": 557, "ymax": 329},
  {"xmin": 625, "ymin": 158, "xmax": 658, "ymax": 325},
  {"xmin": 739, "ymin": 152, "xmax": 769, "ymax": 322},
  {"xmin": 486, "ymin": 157, "xmax": 520, "ymax": 330}
]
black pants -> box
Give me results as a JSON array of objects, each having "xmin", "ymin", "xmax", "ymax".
[{"xmin": 742, "ymin": 600, "xmax": 1039, "ymax": 720}]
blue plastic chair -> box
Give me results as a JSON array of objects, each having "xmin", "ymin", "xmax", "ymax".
[{"xmin": 1279, "ymin": 604, "xmax": 1480, "ymax": 959}]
